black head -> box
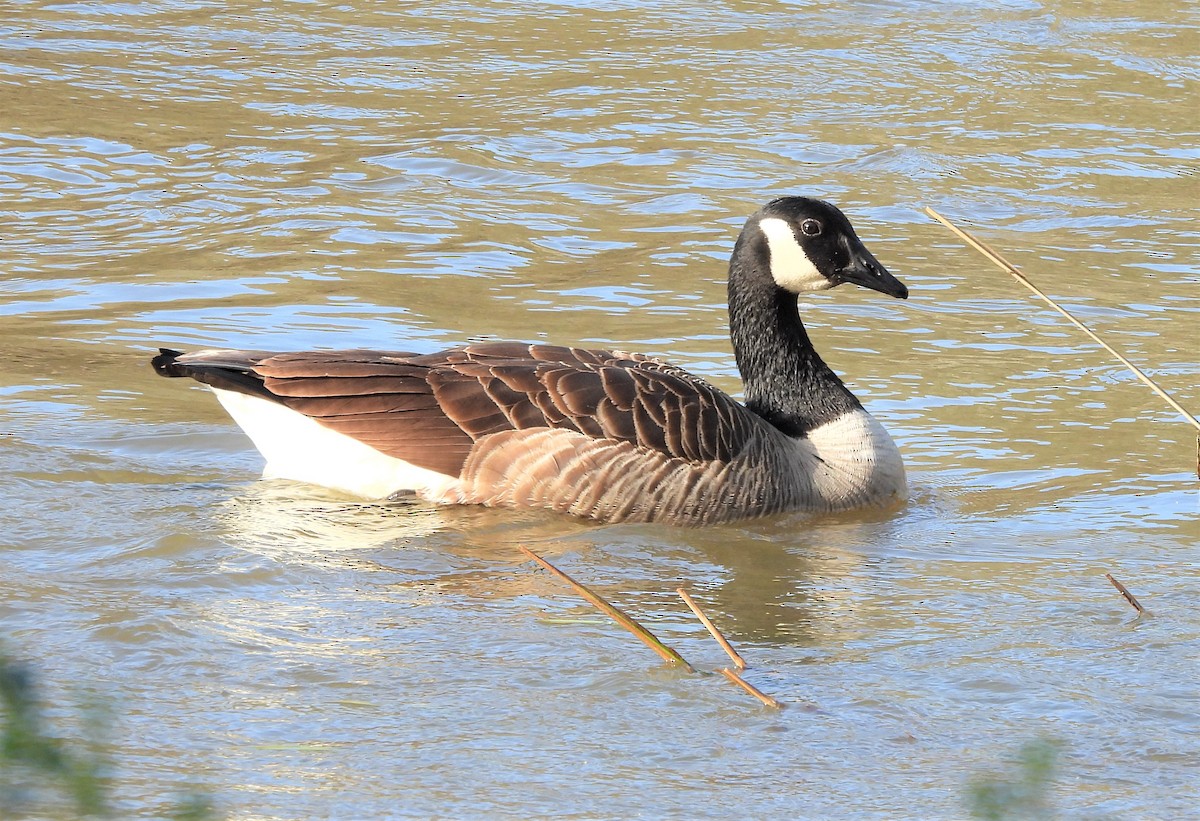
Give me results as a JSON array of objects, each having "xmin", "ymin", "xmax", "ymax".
[{"xmin": 748, "ymin": 197, "xmax": 908, "ymax": 299}]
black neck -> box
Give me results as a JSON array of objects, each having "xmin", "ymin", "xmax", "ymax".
[{"xmin": 727, "ymin": 232, "xmax": 862, "ymax": 437}]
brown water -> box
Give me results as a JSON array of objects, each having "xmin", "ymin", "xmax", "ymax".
[{"xmin": 2, "ymin": 0, "xmax": 1198, "ymax": 817}]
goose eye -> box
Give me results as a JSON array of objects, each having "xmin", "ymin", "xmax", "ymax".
[{"xmin": 800, "ymin": 219, "xmax": 822, "ymax": 236}]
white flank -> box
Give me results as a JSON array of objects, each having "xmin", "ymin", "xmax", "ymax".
[
  {"xmin": 211, "ymin": 388, "xmax": 460, "ymax": 500},
  {"xmin": 758, "ymin": 217, "xmax": 834, "ymax": 293},
  {"xmin": 795, "ymin": 409, "xmax": 907, "ymax": 508}
]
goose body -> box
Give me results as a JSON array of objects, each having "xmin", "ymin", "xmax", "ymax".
[{"xmin": 152, "ymin": 197, "xmax": 909, "ymax": 525}]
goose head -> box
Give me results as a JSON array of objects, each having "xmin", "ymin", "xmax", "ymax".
[{"xmin": 750, "ymin": 197, "xmax": 908, "ymax": 300}]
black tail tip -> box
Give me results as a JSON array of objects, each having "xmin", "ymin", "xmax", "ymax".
[{"xmin": 151, "ymin": 348, "xmax": 185, "ymax": 377}]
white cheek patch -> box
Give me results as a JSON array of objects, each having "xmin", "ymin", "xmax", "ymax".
[{"xmin": 758, "ymin": 217, "xmax": 834, "ymax": 293}]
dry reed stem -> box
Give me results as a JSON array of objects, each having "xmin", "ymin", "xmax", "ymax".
[
  {"xmin": 676, "ymin": 587, "xmax": 747, "ymax": 670},
  {"xmin": 519, "ymin": 546, "xmax": 694, "ymax": 671},
  {"xmin": 924, "ymin": 206, "xmax": 1200, "ymax": 439},
  {"xmin": 1105, "ymin": 573, "xmax": 1147, "ymax": 615},
  {"xmin": 718, "ymin": 667, "xmax": 783, "ymax": 709}
]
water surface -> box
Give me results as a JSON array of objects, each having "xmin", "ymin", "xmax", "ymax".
[{"xmin": 2, "ymin": 0, "xmax": 1197, "ymax": 817}]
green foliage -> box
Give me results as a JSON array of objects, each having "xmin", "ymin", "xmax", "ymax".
[
  {"xmin": 966, "ymin": 738, "xmax": 1061, "ymax": 820},
  {"xmin": 0, "ymin": 653, "xmax": 110, "ymax": 817},
  {"xmin": 169, "ymin": 792, "xmax": 218, "ymax": 821},
  {"xmin": 0, "ymin": 649, "xmax": 216, "ymax": 820}
]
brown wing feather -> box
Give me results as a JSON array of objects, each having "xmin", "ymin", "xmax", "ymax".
[{"xmin": 166, "ymin": 342, "xmax": 768, "ymax": 477}]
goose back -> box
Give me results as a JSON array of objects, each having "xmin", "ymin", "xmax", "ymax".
[{"xmin": 153, "ymin": 342, "xmax": 904, "ymax": 524}]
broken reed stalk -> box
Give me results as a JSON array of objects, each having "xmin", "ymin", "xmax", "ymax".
[
  {"xmin": 519, "ymin": 546, "xmax": 694, "ymax": 672},
  {"xmin": 718, "ymin": 667, "xmax": 783, "ymax": 710},
  {"xmin": 924, "ymin": 206, "xmax": 1200, "ymax": 441},
  {"xmin": 676, "ymin": 587, "xmax": 747, "ymax": 670},
  {"xmin": 1105, "ymin": 573, "xmax": 1147, "ymax": 615}
]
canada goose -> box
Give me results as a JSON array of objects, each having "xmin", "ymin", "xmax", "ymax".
[{"xmin": 152, "ymin": 197, "xmax": 908, "ymax": 525}]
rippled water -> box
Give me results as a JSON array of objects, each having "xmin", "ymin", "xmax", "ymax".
[{"xmin": 2, "ymin": 0, "xmax": 1198, "ymax": 817}]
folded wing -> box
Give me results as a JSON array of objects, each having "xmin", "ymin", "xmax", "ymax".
[{"xmin": 154, "ymin": 341, "xmax": 766, "ymax": 478}]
